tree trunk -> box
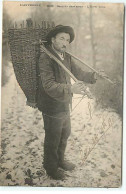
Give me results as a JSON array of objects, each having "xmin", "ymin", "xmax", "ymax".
[{"xmin": 89, "ymin": 5, "xmax": 96, "ymax": 68}]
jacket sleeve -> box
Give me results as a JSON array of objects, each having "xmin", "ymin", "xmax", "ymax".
[
  {"xmin": 38, "ymin": 53, "xmax": 71, "ymax": 102},
  {"xmin": 71, "ymin": 57, "xmax": 97, "ymax": 84}
]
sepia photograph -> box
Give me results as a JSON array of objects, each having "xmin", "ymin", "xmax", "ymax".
[{"xmin": 0, "ymin": 1, "xmax": 124, "ymax": 188}]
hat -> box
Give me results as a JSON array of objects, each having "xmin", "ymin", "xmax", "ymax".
[{"xmin": 46, "ymin": 25, "xmax": 75, "ymax": 44}]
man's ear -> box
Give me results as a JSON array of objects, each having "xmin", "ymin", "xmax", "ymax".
[{"xmin": 51, "ymin": 37, "xmax": 55, "ymax": 44}]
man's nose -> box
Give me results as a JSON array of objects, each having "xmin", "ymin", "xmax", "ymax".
[
  {"xmin": 63, "ymin": 41, "xmax": 69, "ymax": 47},
  {"xmin": 62, "ymin": 44, "xmax": 66, "ymax": 48}
]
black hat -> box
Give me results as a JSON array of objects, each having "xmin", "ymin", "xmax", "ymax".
[{"xmin": 46, "ymin": 25, "xmax": 75, "ymax": 44}]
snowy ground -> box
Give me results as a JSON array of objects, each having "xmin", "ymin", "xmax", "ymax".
[{"xmin": 0, "ymin": 71, "xmax": 122, "ymax": 187}]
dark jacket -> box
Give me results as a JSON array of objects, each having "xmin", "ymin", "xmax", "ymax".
[{"xmin": 36, "ymin": 46, "xmax": 96, "ymax": 115}]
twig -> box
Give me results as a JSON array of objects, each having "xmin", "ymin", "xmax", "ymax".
[
  {"xmin": 88, "ymin": 102, "xmax": 92, "ymax": 119},
  {"xmin": 81, "ymin": 121, "xmax": 113, "ymax": 165}
]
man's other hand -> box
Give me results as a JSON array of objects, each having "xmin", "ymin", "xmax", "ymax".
[
  {"xmin": 71, "ymin": 81, "xmax": 87, "ymax": 95},
  {"xmin": 95, "ymin": 70, "xmax": 109, "ymax": 79}
]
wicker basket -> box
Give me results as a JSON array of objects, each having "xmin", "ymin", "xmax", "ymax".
[{"xmin": 8, "ymin": 19, "xmax": 55, "ymax": 107}]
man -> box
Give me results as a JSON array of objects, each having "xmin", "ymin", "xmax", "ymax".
[{"xmin": 36, "ymin": 25, "xmax": 100, "ymax": 180}]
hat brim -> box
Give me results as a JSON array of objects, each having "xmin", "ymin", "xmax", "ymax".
[{"xmin": 46, "ymin": 25, "xmax": 75, "ymax": 44}]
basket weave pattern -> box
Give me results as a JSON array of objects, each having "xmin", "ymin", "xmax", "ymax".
[{"xmin": 8, "ymin": 20, "xmax": 55, "ymax": 104}]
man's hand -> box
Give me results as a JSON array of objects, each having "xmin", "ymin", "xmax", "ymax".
[
  {"xmin": 71, "ymin": 81, "xmax": 93, "ymax": 98},
  {"xmin": 95, "ymin": 70, "xmax": 109, "ymax": 79},
  {"xmin": 71, "ymin": 81, "xmax": 87, "ymax": 95}
]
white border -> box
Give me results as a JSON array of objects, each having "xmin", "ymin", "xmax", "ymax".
[{"xmin": 0, "ymin": 0, "xmax": 125, "ymax": 193}]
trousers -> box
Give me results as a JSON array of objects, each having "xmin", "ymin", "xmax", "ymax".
[{"xmin": 42, "ymin": 111, "xmax": 71, "ymax": 175}]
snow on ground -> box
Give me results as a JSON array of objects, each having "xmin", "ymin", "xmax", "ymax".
[{"xmin": 0, "ymin": 72, "xmax": 122, "ymax": 187}]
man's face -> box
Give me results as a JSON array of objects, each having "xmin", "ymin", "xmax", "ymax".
[{"xmin": 51, "ymin": 32, "xmax": 70, "ymax": 53}]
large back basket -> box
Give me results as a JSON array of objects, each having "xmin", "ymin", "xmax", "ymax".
[{"xmin": 8, "ymin": 19, "xmax": 55, "ymax": 107}]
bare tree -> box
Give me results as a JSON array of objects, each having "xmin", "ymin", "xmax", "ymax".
[{"xmin": 89, "ymin": 4, "xmax": 97, "ymax": 68}]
